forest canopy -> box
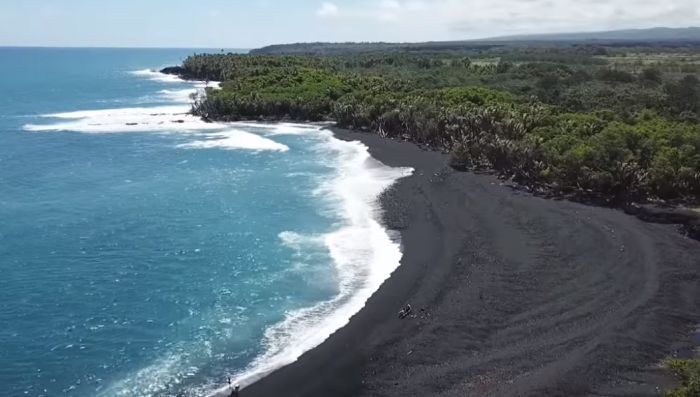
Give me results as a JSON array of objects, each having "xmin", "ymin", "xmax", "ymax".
[{"xmin": 170, "ymin": 43, "xmax": 700, "ymax": 203}]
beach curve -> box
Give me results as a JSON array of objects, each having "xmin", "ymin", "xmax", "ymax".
[{"xmin": 237, "ymin": 128, "xmax": 700, "ymax": 397}]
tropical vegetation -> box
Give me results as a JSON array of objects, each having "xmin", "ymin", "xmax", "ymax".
[
  {"xmin": 665, "ymin": 356, "xmax": 700, "ymax": 397},
  {"xmin": 170, "ymin": 44, "xmax": 700, "ymax": 203}
]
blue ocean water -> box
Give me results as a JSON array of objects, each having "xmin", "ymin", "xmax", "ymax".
[{"xmin": 0, "ymin": 48, "xmax": 410, "ymax": 397}]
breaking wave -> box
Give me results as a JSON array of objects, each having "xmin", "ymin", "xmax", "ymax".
[
  {"xmin": 178, "ymin": 129, "xmax": 289, "ymax": 152},
  {"xmin": 206, "ymin": 124, "xmax": 413, "ymax": 396},
  {"xmin": 28, "ymin": 69, "xmax": 412, "ymax": 396},
  {"xmin": 22, "ymin": 72, "xmax": 284, "ymax": 152}
]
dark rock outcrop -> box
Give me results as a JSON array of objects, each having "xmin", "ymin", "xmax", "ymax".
[
  {"xmin": 685, "ymin": 220, "xmax": 700, "ymax": 240},
  {"xmin": 159, "ymin": 66, "xmax": 202, "ymax": 80},
  {"xmin": 160, "ymin": 66, "xmax": 187, "ymax": 76},
  {"xmin": 625, "ymin": 204, "xmax": 700, "ymax": 240},
  {"xmin": 625, "ymin": 204, "xmax": 700, "ymax": 224}
]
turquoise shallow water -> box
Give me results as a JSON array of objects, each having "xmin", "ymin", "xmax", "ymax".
[{"xmin": 0, "ymin": 48, "xmax": 409, "ymax": 397}]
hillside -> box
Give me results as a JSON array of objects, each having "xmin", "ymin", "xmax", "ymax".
[
  {"xmin": 490, "ymin": 26, "xmax": 700, "ymax": 42},
  {"xmin": 249, "ymin": 41, "xmax": 502, "ymax": 56},
  {"xmin": 250, "ymin": 27, "xmax": 700, "ymax": 56}
]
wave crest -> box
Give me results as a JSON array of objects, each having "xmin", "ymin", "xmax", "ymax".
[
  {"xmin": 22, "ymin": 74, "xmax": 286, "ymax": 152},
  {"xmin": 206, "ymin": 125, "xmax": 413, "ymax": 395},
  {"xmin": 129, "ymin": 69, "xmax": 183, "ymax": 83},
  {"xmin": 178, "ymin": 130, "xmax": 289, "ymax": 152}
]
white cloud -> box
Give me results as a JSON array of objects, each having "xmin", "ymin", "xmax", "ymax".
[
  {"xmin": 316, "ymin": 2, "xmax": 340, "ymax": 18},
  {"xmin": 314, "ymin": 0, "xmax": 700, "ymax": 41},
  {"xmin": 375, "ymin": 0, "xmax": 403, "ymax": 21},
  {"xmin": 443, "ymin": 0, "xmax": 700, "ymax": 36}
]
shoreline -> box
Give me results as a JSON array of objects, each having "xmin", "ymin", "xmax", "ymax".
[
  {"xmin": 211, "ymin": 124, "xmax": 413, "ymax": 393},
  {"xmin": 240, "ymin": 127, "xmax": 700, "ymax": 397}
]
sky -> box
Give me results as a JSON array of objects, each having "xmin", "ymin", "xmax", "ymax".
[{"xmin": 1, "ymin": 0, "xmax": 699, "ymax": 48}]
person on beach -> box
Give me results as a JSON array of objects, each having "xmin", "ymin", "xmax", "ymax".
[
  {"xmin": 399, "ymin": 304, "xmax": 413, "ymax": 319},
  {"xmin": 226, "ymin": 378, "xmax": 240, "ymax": 397}
]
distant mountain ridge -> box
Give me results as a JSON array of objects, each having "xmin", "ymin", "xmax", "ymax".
[
  {"xmin": 249, "ymin": 41, "xmax": 501, "ymax": 56},
  {"xmin": 250, "ymin": 27, "xmax": 700, "ymax": 55},
  {"xmin": 488, "ymin": 27, "xmax": 700, "ymax": 42}
]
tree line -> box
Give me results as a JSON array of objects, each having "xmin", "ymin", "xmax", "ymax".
[{"xmin": 172, "ymin": 49, "xmax": 700, "ymax": 203}]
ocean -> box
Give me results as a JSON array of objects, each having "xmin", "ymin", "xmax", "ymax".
[{"xmin": 0, "ymin": 48, "xmax": 411, "ymax": 397}]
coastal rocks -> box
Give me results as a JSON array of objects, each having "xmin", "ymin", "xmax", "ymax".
[
  {"xmin": 624, "ymin": 204, "xmax": 700, "ymax": 241},
  {"xmin": 160, "ymin": 66, "xmax": 187, "ymax": 76},
  {"xmin": 684, "ymin": 221, "xmax": 700, "ymax": 240},
  {"xmin": 624, "ymin": 204, "xmax": 700, "ymax": 224},
  {"xmin": 159, "ymin": 66, "xmax": 199, "ymax": 81}
]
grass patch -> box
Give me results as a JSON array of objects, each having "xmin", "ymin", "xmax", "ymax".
[{"xmin": 664, "ymin": 356, "xmax": 700, "ymax": 397}]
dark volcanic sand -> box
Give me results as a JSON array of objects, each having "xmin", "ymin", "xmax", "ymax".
[{"xmin": 242, "ymin": 128, "xmax": 700, "ymax": 397}]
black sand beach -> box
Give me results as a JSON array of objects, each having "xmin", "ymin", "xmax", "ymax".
[{"xmin": 243, "ymin": 128, "xmax": 700, "ymax": 397}]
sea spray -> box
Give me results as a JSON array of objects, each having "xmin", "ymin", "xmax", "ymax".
[
  {"xmin": 5, "ymin": 61, "xmax": 412, "ymax": 397},
  {"xmin": 206, "ymin": 124, "xmax": 413, "ymax": 395}
]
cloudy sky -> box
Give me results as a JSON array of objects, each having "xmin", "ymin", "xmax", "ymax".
[{"xmin": 1, "ymin": 0, "xmax": 698, "ymax": 48}]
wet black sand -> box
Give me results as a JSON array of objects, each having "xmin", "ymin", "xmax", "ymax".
[{"xmin": 242, "ymin": 128, "xmax": 700, "ymax": 397}]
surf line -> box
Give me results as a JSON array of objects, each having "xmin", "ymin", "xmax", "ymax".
[{"xmin": 207, "ymin": 125, "xmax": 413, "ymax": 396}]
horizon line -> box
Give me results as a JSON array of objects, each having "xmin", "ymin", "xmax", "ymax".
[
  {"xmin": 0, "ymin": 45, "xmax": 251, "ymax": 50},
  {"xmin": 3, "ymin": 25, "xmax": 700, "ymax": 50}
]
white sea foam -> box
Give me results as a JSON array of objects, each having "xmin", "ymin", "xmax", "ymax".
[
  {"xmin": 178, "ymin": 129, "xmax": 290, "ymax": 152},
  {"xmin": 100, "ymin": 353, "xmax": 190, "ymax": 397},
  {"xmin": 158, "ymin": 88, "xmax": 199, "ymax": 103},
  {"xmin": 95, "ymin": 124, "xmax": 411, "ymax": 397},
  {"xmin": 23, "ymin": 108, "xmax": 290, "ymax": 152},
  {"xmin": 206, "ymin": 125, "xmax": 413, "ymax": 396},
  {"xmin": 206, "ymin": 81, "xmax": 223, "ymax": 90},
  {"xmin": 41, "ymin": 65, "xmax": 411, "ymax": 395},
  {"xmin": 232, "ymin": 122, "xmax": 332, "ymax": 136},
  {"xmin": 278, "ymin": 231, "xmax": 324, "ymax": 251},
  {"xmin": 23, "ymin": 105, "xmax": 217, "ymax": 133},
  {"xmin": 21, "ymin": 72, "xmax": 289, "ymax": 152},
  {"xmin": 158, "ymin": 82, "xmax": 220, "ymax": 103},
  {"xmin": 130, "ymin": 69, "xmax": 222, "ymax": 90},
  {"xmin": 130, "ymin": 69, "xmax": 183, "ymax": 83},
  {"xmin": 24, "ymin": 68, "xmax": 230, "ymax": 138}
]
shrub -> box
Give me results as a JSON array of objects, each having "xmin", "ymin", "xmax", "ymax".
[{"xmin": 665, "ymin": 357, "xmax": 700, "ymax": 397}]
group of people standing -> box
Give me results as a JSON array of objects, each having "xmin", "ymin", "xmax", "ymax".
[{"xmin": 227, "ymin": 378, "xmax": 240, "ymax": 397}]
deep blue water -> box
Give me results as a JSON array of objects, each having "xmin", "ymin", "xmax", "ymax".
[{"xmin": 0, "ymin": 48, "xmax": 408, "ymax": 397}]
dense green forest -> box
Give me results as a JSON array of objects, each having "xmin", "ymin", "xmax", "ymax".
[{"xmin": 168, "ymin": 43, "xmax": 700, "ymax": 203}]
